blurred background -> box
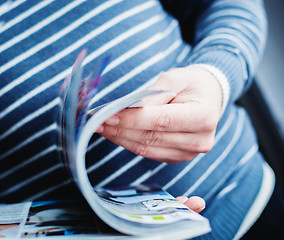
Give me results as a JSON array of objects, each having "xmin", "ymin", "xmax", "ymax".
[
  {"xmin": 256, "ymin": 0, "xmax": 284, "ymax": 185},
  {"xmin": 238, "ymin": 2, "xmax": 284, "ymax": 238},
  {"xmin": 239, "ymin": 0, "xmax": 284, "ymax": 188},
  {"xmin": 257, "ymin": 0, "xmax": 284, "ymax": 140}
]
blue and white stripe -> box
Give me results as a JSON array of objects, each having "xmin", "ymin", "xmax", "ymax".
[{"xmin": 0, "ymin": 1, "xmax": 269, "ymax": 239}]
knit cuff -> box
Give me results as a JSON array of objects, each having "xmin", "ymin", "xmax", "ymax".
[
  {"xmin": 187, "ymin": 46, "xmax": 250, "ymax": 105},
  {"xmin": 187, "ymin": 63, "xmax": 230, "ymax": 116}
]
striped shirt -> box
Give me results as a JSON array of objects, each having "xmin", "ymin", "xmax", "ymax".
[{"xmin": 0, "ymin": 0, "xmax": 268, "ymax": 239}]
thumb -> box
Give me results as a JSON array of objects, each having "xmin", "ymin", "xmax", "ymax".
[{"xmin": 176, "ymin": 196, "xmax": 206, "ymax": 213}]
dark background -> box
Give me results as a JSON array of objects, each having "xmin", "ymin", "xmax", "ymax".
[
  {"xmin": 257, "ymin": 0, "xmax": 284, "ymax": 141},
  {"xmin": 241, "ymin": 1, "xmax": 284, "ymax": 238},
  {"xmin": 239, "ymin": 0, "xmax": 284, "ymax": 187}
]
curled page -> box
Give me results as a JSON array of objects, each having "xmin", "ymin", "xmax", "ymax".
[{"xmin": 59, "ymin": 50, "xmax": 210, "ymax": 239}]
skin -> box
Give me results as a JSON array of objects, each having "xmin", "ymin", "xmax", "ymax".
[
  {"xmin": 97, "ymin": 66, "xmax": 223, "ymax": 213},
  {"xmin": 176, "ymin": 196, "xmax": 206, "ymax": 213}
]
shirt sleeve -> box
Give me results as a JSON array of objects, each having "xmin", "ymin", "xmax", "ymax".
[{"xmin": 160, "ymin": 0, "xmax": 267, "ymax": 104}]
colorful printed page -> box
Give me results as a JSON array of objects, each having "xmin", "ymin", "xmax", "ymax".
[
  {"xmin": 0, "ymin": 202, "xmax": 31, "ymax": 239},
  {"xmin": 57, "ymin": 50, "xmax": 211, "ymax": 238},
  {"xmin": 95, "ymin": 184, "xmax": 206, "ymax": 224},
  {"xmin": 0, "ymin": 200, "xmax": 133, "ymax": 239}
]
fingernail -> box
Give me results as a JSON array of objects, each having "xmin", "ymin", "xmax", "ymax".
[
  {"xmin": 105, "ymin": 115, "xmax": 119, "ymax": 126},
  {"xmin": 194, "ymin": 206, "xmax": 205, "ymax": 213},
  {"xmin": 95, "ymin": 125, "xmax": 104, "ymax": 133}
]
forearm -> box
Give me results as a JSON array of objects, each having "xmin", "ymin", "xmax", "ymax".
[
  {"xmin": 160, "ymin": 0, "xmax": 267, "ymax": 105},
  {"xmin": 188, "ymin": 0, "xmax": 267, "ymax": 104}
]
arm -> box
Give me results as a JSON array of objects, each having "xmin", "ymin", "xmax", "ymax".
[
  {"xmin": 98, "ymin": 0, "xmax": 267, "ymax": 163},
  {"xmin": 161, "ymin": 0, "xmax": 267, "ymax": 104}
]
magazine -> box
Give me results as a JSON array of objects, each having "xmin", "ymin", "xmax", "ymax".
[{"xmin": 0, "ymin": 50, "xmax": 211, "ymax": 239}]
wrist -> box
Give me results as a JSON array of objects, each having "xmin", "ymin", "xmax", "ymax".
[{"xmin": 187, "ymin": 64, "xmax": 230, "ymax": 116}]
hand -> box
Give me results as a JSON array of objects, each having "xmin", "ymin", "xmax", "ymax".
[
  {"xmin": 177, "ymin": 196, "xmax": 206, "ymax": 213},
  {"xmin": 98, "ymin": 66, "xmax": 223, "ymax": 163}
]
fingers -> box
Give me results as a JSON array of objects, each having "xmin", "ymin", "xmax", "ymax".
[
  {"xmin": 101, "ymin": 134, "xmax": 198, "ymax": 163},
  {"xmin": 96, "ymin": 67, "xmax": 222, "ymax": 164},
  {"xmin": 105, "ymin": 103, "xmax": 218, "ymax": 133},
  {"xmin": 176, "ymin": 196, "xmax": 206, "ymax": 213},
  {"xmin": 101, "ymin": 125, "xmax": 215, "ymax": 154},
  {"xmin": 98, "ymin": 104, "xmax": 217, "ymax": 162}
]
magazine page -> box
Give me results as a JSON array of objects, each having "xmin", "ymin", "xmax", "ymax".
[
  {"xmin": 94, "ymin": 184, "xmax": 206, "ymax": 224},
  {"xmin": 59, "ymin": 50, "xmax": 210, "ymax": 239},
  {"xmin": 75, "ymin": 109, "xmax": 210, "ymax": 237},
  {"xmin": 0, "ymin": 202, "xmax": 31, "ymax": 239},
  {"xmin": 0, "ymin": 201, "xmax": 155, "ymax": 239}
]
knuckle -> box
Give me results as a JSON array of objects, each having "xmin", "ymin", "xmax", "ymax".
[
  {"xmin": 206, "ymin": 137, "xmax": 215, "ymax": 152},
  {"xmin": 142, "ymin": 130, "xmax": 159, "ymax": 145},
  {"xmin": 134, "ymin": 143, "xmax": 150, "ymax": 157},
  {"xmin": 199, "ymin": 112, "xmax": 218, "ymax": 132},
  {"xmin": 111, "ymin": 126, "xmax": 120, "ymax": 138},
  {"xmin": 154, "ymin": 111, "xmax": 171, "ymax": 131},
  {"xmin": 200, "ymin": 143, "xmax": 213, "ymax": 153},
  {"xmin": 192, "ymin": 138, "xmax": 214, "ymax": 153}
]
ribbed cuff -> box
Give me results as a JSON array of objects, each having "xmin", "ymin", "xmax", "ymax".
[
  {"xmin": 187, "ymin": 63, "xmax": 230, "ymax": 116},
  {"xmin": 188, "ymin": 47, "xmax": 251, "ymax": 104}
]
